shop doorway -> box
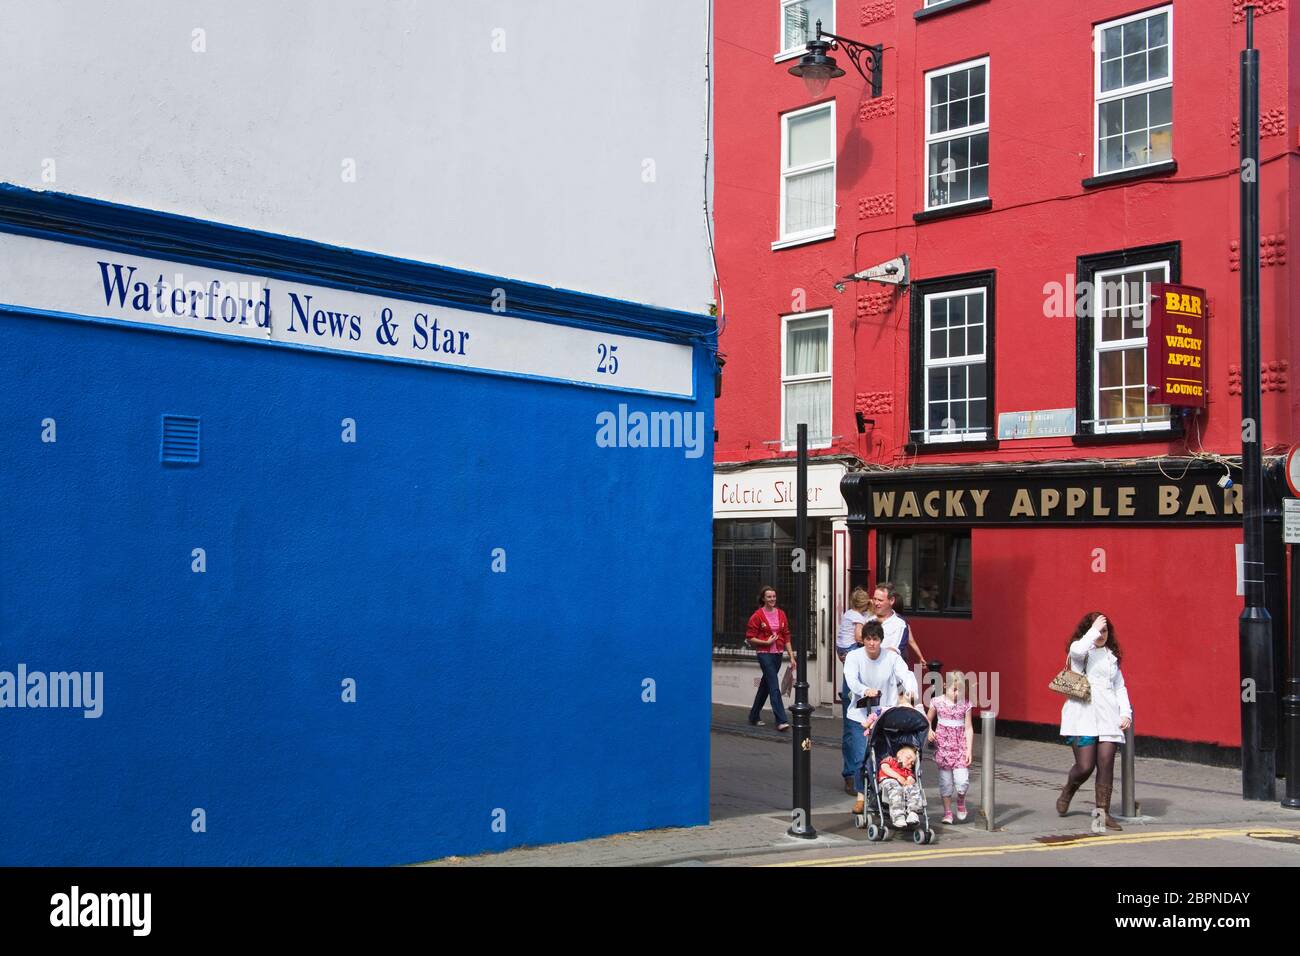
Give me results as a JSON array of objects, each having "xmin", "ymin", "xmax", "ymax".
[{"xmin": 818, "ymin": 545, "xmax": 835, "ymax": 711}]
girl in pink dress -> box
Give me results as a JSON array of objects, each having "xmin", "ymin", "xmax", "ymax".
[{"xmin": 927, "ymin": 671, "xmax": 974, "ymax": 823}]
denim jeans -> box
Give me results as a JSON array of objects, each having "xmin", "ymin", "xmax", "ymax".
[
  {"xmin": 749, "ymin": 652, "xmax": 789, "ymax": 725},
  {"xmin": 841, "ymin": 675, "xmax": 868, "ymax": 782}
]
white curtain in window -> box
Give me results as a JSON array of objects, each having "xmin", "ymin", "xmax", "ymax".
[
  {"xmin": 783, "ymin": 0, "xmax": 831, "ymax": 51},
  {"xmin": 784, "ymin": 380, "xmax": 831, "ymax": 443},
  {"xmin": 787, "ymin": 319, "xmax": 827, "ymax": 375},
  {"xmin": 785, "ymin": 167, "xmax": 834, "ymax": 235},
  {"xmin": 783, "ymin": 5, "xmax": 809, "ymax": 50},
  {"xmin": 788, "ymin": 108, "xmax": 832, "ymax": 167}
]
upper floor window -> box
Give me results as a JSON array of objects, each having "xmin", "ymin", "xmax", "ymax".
[
  {"xmin": 1093, "ymin": 262, "xmax": 1171, "ymax": 433},
  {"xmin": 924, "ymin": 58, "xmax": 989, "ymax": 210},
  {"xmin": 781, "ymin": 310, "xmax": 832, "ymax": 449},
  {"xmin": 1094, "ymin": 6, "xmax": 1172, "ymax": 176},
  {"xmin": 779, "ymin": 102, "xmax": 836, "ymax": 244},
  {"xmin": 780, "ymin": 0, "xmax": 833, "ymax": 58},
  {"xmin": 909, "ymin": 271, "xmax": 995, "ymax": 446},
  {"xmin": 1075, "ymin": 242, "xmax": 1179, "ymax": 439}
]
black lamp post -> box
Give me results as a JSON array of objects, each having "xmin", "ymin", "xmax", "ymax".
[
  {"xmin": 788, "ymin": 20, "xmax": 884, "ymax": 98},
  {"xmin": 1238, "ymin": 4, "xmax": 1277, "ymax": 800},
  {"xmin": 789, "ymin": 423, "xmax": 816, "ymax": 838}
]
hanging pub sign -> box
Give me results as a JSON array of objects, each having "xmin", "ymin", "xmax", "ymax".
[{"xmin": 1146, "ymin": 282, "xmax": 1208, "ymax": 408}]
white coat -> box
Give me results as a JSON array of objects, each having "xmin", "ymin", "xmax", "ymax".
[
  {"xmin": 844, "ymin": 646, "xmax": 912, "ymax": 727},
  {"xmin": 1058, "ymin": 635, "xmax": 1133, "ymax": 743}
]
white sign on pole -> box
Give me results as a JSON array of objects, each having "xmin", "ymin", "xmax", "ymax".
[{"xmin": 1284, "ymin": 498, "xmax": 1300, "ymax": 544}]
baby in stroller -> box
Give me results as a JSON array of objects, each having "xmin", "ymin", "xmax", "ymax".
[
  {"xmin": 857, "ymin": 689, "xmax": 937, "ymax": 844},
  {"xmin": 879, "ymin": 745, "xmax": 923, "ymax": 828}
]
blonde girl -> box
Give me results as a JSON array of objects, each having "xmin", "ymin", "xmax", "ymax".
[{"xmin": 927, "ymin": 671, "xmax": 974, "ymax": 823}]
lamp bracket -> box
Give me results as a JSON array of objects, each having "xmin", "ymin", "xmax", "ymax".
[{"xmin": 816, "ymin": 24, "xmax": 883, "ymax": 98}]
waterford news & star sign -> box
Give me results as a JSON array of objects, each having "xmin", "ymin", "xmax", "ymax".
[{"xmin": 0, "ymin": 232, "xmax": 695, "ymax": 400}]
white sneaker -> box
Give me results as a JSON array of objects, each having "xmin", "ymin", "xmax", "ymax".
[
  {"xmin": 906, "ymin": 811, "xmax": 920, "ymax": 825},
  {"xmin": 890, "ymin": 812, "xmax": 906, "ymax": 828}
]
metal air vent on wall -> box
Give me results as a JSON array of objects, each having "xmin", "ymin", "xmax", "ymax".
[{"xmin": 160, "ymin": 415, "xmax": 201, "ymax": 464}]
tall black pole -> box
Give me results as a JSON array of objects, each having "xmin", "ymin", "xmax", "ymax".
[
  {"xmin": 1264, "ymin": 462, "xmax": 1288, "ymax": 771},
  {"xmin": 1239, "ymin": 5, "xmax": 1276, "ymax": 799},
  {"xmin": 789, "ymin": 423, "xmax": 816, "ymax": 837},
  {"xmin": 1285, "ymin": 539, "xmax": 1300, "ymax": 807}
]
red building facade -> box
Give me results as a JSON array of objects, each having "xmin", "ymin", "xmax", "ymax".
[{"xmin": 712, "ymin": 0, "xmax": 1299, "ymax": 753}]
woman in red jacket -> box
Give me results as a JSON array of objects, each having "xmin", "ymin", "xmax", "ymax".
[{"xmin": 746, "ymin": 585, "xmax": 793, "ymax": 731}]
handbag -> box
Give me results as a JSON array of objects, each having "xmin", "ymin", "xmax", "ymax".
[
  {"xmin": 1048, "ymin": 655, "xmax": 1091, "ymax": 701},
  {"xmin": 780, "ymin": 664, "xmax": 794, "ymax": 696}
]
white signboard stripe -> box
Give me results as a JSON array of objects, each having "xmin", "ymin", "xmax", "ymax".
[{"xmin": 0, "ymin": 231, "xmax": 695, "ymax": 399}]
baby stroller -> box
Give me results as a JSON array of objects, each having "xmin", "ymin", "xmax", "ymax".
[{"xmin": 853, "ymin": 701, "xmax": 938, "ymax": 844}]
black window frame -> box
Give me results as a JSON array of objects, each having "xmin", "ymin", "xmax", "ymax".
[
  {"xmin": 876, "ymin": 529, "xmax": 973, "ymax": 619},
  {"xmin": 712, "ymin": 518, "xmax": 818, "ymax": 659},
  {"xmin": 1073, "ymin": 241, "xmax": 1185, "ymax": 446},
  {"xmin": 907, "ymin": 269, "xmax": 998, "ymax": 455}
]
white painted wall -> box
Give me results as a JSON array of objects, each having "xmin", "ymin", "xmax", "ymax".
[{"xmin": 0, "ymin": 0, "xmax": 713, "ymax": 314}]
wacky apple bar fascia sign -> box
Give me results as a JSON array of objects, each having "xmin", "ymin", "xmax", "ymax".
[{"xmin": 1146, "ymin": 282, "xmax": 1208, "ymax": 408}]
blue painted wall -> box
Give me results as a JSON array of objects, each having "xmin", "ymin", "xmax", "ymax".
[{"xmin": 0, "ymin": 206, "xmax": 714, "ymax": 866}]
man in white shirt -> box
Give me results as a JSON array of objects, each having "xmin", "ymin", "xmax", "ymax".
[
  {"xmin": 872, "ymin": 582, "xmax": 927, "ymax": 668},
  {"xmin": 843, "ymin": 619, "xmax": 913, "ymax": 813},
  {"xmin": 836, "ymin": 587, "xmax": 873, "ymax": 794}
]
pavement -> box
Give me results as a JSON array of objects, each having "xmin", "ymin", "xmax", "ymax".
[{"xmin": 423, "ymin": 704, "xmax": 1300, "ymax": 867}]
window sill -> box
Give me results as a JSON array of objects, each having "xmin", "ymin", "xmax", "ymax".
[
  {"xmin": 774, "ymin": 49, "xmax": 805, "ymax": 64},
  {"xmin": 914, "ymin": 0, "xmax": 990, "ymax": 20},
  {"xmin": 1082, "ymin": 160, "xmax": 1178, "ymax": 189},
  {"xmin": 1072, "ymin": 422, "xmax": 1183, "ymax": 447},
  {"xmin": 913, "ymin": 198, "xmax": 991, "ymax": 223},
  {"xmin": 781, "ymin": 446, "xmax": 833, "ymax": 454},
  {"xmin": 904, "ymin": 438, "xmax": 1000, "ymax": 455},
  {"xmin": 772, "ymin": 230, "xmax": 835, "ymax": 251}
]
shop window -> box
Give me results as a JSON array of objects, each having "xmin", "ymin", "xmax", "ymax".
[
  {"xmin": 778, "ymin": 102, "xmax": 835, "ymax": 245},
  {"xmin": 1094, "ymin": 6, "xmax": 1172, "ymax": 177},
  {"xmin": 782, "ymin": 311, "xmax": 832, "ymax": 449},
  {"xmin": 1075, "ymin": 242, "xmax": 1180, "ymax": 440},
  {"xmin": 779, "ymin": 0, "xmax": 833, "ymax": 58},
  {"xmin": 878, "ymin": 531, "xmax": 972, "ymax": 617},
  {"xmin": 924, "ymin": 57, "xmax": 989, "ymax": 210},
  {"xmin": 713, "ymin": 519, "xmax": 817, "ymax": 656},
  {"xmin": 908, "ymin": 271, "xmax": 995, "ymax": 446}
]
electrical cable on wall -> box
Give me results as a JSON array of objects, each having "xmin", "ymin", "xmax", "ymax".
[{"xmin": 703, "ymin": 0, "xmax": 725, "ymax": 343}]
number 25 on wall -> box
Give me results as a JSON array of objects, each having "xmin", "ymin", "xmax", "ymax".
[{"xmin": 596, "ymin": 343, "xmax": 620, "ymax": 375}]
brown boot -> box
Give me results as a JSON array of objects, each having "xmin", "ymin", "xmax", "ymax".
[
  {"xmin": 1056, "ymin": 779, "xmax": 1081, "ymax": 816},
  {"xmin": 853, "ymin": 796, "xmax": 865, "ymax": 815},
  {"xmin": 1095, "ymin": 783, "xmax": 1122, "ymax": 831}
]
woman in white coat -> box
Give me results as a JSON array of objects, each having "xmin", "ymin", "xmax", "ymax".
[{"xmin": 1055, "ymin": 612, "xmax": 1132, "ymax": 830}]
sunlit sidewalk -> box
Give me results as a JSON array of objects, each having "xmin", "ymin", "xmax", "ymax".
[{"xmin": 424, "ymin": 705, "xmax": 1300, "ymax": 867}]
